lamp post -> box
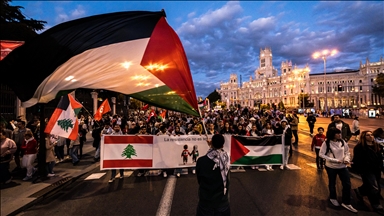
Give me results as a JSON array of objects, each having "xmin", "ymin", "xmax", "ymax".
[{"xmin": 312, "ymin": 49, "xmax": 337, "ymax": 115}]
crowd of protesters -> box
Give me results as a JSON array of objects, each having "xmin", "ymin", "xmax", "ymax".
[{"xmin": 1, "ymin": 105, "xmax": 384, "ymax": 214}]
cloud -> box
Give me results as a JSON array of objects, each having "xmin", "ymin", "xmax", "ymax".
[{"xmin": 54, "ymin": 4, "xmax": 87, "ymax": 24}]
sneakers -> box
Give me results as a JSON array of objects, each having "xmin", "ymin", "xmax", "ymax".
[
  {"xmin": 266, "ymin": 166, "xmax": 273, "ymax": 171},
  {"xmin": 5, "ymin": 177, "xmax": 13, "ymax": 184},
  {"xmin": 330, "ymin": 199, "xmax": 340, "ymax": 207},
  {"xmin": 176, "ymin": 173, "xmax": 180, "ymax": 178},
  {"xmin": 108, "ymin": 178, "xmax": 115, "ymax": 183},
  {"xmin": 23, "ymin": 176, "xmax": 32, "ymax": 181},
  {"xmin": 280, "ymin": 165, "xmax": 284, "ymax": 170},
  {"xmin": 163, "ymin": 172, "xmax": 167, "ymax": 178},
  {"xmin": 137, "ymin": 172, "xmax": 143, "ymax": 177},
  {"xmin": 192, "ymin": 169, "xmax": 196, "ymax": 174},
  {"xmin": 47, "ymin": 173, "xmax": 55, "ymax": 177},
  {"xmin": 341, "ymin": 203, "xmax": 358, "ymax": 213},
  {"xmin": 119, "ymin": 175, "xmax": 124, "ymax": 179},
  {"xmin": 373, "ymin": 205, "xmax": 384, "ymax": 215},
  {"xmin": 251, "ymin": 166, "xmax": 256, "ymax": 170},
  {"xmin": 144, "ymin": 171, "xmax": 150, "ymax": 177}
]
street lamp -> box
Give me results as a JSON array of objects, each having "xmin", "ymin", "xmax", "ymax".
[{"xmin": 312, "ymin": 49, "xmax": 337, "ymax": 115}]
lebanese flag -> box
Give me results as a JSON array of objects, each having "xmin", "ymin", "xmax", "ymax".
[
  {"xmin": 231, "ymin": 135, "xmax": 283, "ymax": 165},
  {"xmin": 94, "ymin": 99, "xmax": 111, "ymax": 121},
  {"xmin": 1, "ymin": 11, "xmax": 199, "ymax": 116},
  {"xmin": 44, "ymin": 94, "xmax": 82, "ymax": 140},
  {"xmin": 102, "ymin": 135, "xmax": 153, "ymax": 168}
]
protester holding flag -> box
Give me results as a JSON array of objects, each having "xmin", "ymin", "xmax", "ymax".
[
  {"xmin": 69, "ymin": 135, "xmax": 81, "ymax": 166},
  {"xmin": 279, "ymin": 119, "xmax": 292, "ymax": 170},
  {"xmin": 196, "ymin": 134, "xmax": 230, "ymax": 216},
  {"xmin": 109, "ymin": 125, "xmax": 125, "ymax": 183},
  {"xmin": 46, "ymin": 134, "xmax": 57, "ymax": 177}
]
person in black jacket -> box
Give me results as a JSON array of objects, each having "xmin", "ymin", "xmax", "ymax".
[
  {"xmin": 352, "ymin": 130, "xmax": 384, "ymax": 214},
  {"xmin": 306, "ymin": 112, "xmax": 317, "ymax": 136},
  {"xmin": 196, "ymin": 134, "xmax": 230, "ymax": 216},
  {"xmin": 327, "ymin": 114, "xmax": 352, "ymax": 142}
]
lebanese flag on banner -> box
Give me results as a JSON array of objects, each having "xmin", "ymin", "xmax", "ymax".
[
  {"xmin": 102, "ymin": 135, "xmax": 153, "ymax": 168},
  {"xmin": 44, "ymin": 94, "xmax": 82, "ymax": 140},
  {"xmin": 231, "ymin": 135, "xmax": 283, "ymax": 165},
  {"xmin": 94, "ymin": 99, "xmax": 111, "ymax": 121}
]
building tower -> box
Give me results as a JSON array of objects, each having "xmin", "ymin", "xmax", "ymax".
[
  {"xmin": 255, "ymin": 47, "xmax": 277, "ymax": 79},
  {"xmin": 281, "ymin": 60, "xmax": 292, "ymax": 74}
]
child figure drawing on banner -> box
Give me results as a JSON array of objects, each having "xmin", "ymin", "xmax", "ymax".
[
  {"xmin": 191, "ymin": 145, "xmax": 199, "ymax": 163},
  {"xmin": 181, "ymin": 144, "xmax": 191, "ymax": 165}
]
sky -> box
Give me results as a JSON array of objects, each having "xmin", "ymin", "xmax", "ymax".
[{"xmin": 14, "ymin": 1, "xmax": 384, "ymax": 98}]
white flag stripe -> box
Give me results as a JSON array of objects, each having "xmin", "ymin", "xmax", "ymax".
[
  {"xmin": 103, "ymin": 143, "xmax": 152, "ymax": 160},
  {"xmin": 245, "ymin": 145, "xmax": 282, "ymax": 157},
  {"xmin": 49, "ymin": 103, "xmax": 76, "ymax": 137},
  {"xmin": 28, "ymin": 39, "xmax": 166, "ymax": 105}
]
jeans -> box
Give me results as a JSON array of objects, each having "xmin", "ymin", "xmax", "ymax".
[
  {"xmin": 325, "ymin": 166, "xmax": 351, "ymax": 204},
  {"xmin": 358, "ymin": 172, "xmax": 381, "ymax": 206},
  {"xmin": 283, "ymin": 146, "xmax": 290, "ymax": 166},
  {"xmin": 0, "ymin": 162, "xmax": 11, "ymax": 182},
  {"xmin": 196, "ymin": 203, "xmax": 230, "ymax": 216},
  {"xmin": 314, "ymin": 148, "xmax": 324, "ymax": 169},
  {"xmin": 46, "ymin": 161, "xmax": 55, "ymax": 174},
  {"xmin": 79, "ymin": 138, "xmax": 85, "ymax": 158},
  {"xmin": 94, "ymin": 144, "xmax": 100, "ymax": 159},
  {"xmin": 55, "ymin": 145, "xmax": 65, "ymax": 160},
  {"xmin": 70, "ymin": 145, "xmax": 80, "ymax": 164},
  {"xmin": 111, "ymin": 169, "xmax": 124, "ymax": 179}
]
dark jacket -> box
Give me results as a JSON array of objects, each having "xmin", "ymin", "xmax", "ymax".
[
  {"xmin": 306, "ymin": 115, "xmax": 316, "ymax": 125},
  {"xmin": 353, "ymin": 143, "xmax": 383, "ymax": 175},
  {"xmin": 196, "ymin": 155, "xmax": 229, "ymax": 208},
  {"xmin": 327, "ymin": 121, "xmax": 352, "ymax": 142}
]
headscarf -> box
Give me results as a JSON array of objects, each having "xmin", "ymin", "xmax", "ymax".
[{"xmin": 206, "ymin": 148, "xmax": 230, "ymax": 195}]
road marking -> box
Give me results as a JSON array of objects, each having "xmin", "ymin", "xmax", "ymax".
[
  {"xmin": 286, "ymin": 164, "xmax": 301, "ymax": 170},
  {"xmin": 156, "ymin": 176, "xmax": 177, "ymax": 216},
  {"xmin": 84, "ymin": 173, "xmax": 106, "ymax": 180},
  {"xmin": 306, "ymin": 163, "xmax": 318, "ymax": 169}
]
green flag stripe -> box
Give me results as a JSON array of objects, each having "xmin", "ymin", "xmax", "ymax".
[
  {"xmin": 128, "ymin": 85, "xmax": 199, "ymax": 116},
  {"xmin": 232, "ymin": 154, "xmax": 283, "ymax": 165}
]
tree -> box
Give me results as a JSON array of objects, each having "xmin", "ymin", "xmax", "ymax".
[
  {"xmin": 121, "ymin": 144, "xmax": 137, "ymax": 159},
  {"xmin": 372, "ymin": 73, "xmax": 384, "ymax": 98},
  {"xmin": 278, "ymin": 101, "xmax": 285, "ymax": 110},
  {"xmin": 206, "ymin": 90, "xmax": 221, "ymax": 103},
  {"xmin": 0, "ymin": 0, "xmax": 47, "ymax": 41},
  {"xmin": 298, "ymin": 93, "xmax": 314, "ymax": 108}
]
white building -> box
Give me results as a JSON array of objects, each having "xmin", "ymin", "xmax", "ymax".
[{"xmin": 218, "ymin": 48, "xmax": 384, "ymax": 111}]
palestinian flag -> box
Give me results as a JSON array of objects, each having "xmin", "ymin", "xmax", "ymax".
[
  {"xmin": 1, "ymin": 10, "xmax": 199, "ymax": 116},
  {"xmin": 231, "ymin": 135, "xmax": 283, "ymax": 165},
  {"xmin": 44, "ymin": 94, "xmax": 82, "ymax": 140},
  {"xmin": 102, "ymin": 135, "xmax": 153, "ymax": 169}
]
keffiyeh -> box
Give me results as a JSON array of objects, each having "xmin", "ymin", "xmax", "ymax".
[{"xmin": 207, "ymin": 148, "xmax": 230, "ymax": 195}]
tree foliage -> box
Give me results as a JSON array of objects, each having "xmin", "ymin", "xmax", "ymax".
[
  {"xmin": 0, "ymin": 0, "xmax": 47, "ymax": 41},
  {"xmin": 206, "ymin": 90, "xmax": 221, "ymax": 103},
  {"xmin": 372, "ymin": 73, "xmax": 384, "ymax": 98}
]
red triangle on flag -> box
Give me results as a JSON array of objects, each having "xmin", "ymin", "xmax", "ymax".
[{"xmin": 230, "ymin": 136, "xmax": 250, "ymax": 163}]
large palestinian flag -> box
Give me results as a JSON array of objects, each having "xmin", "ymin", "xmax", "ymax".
[
  {"xmin": 1, "ymin": 10, "xmax": 199, "ymax": 116},
  {"xmin": 231, "ymin": 135, "xmax": 283, "ymax": 165},
  {"xmin": 102, "ymin": 135, "xmax": 153, "ymax": 168}
]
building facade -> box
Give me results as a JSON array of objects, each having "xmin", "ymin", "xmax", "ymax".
[{"xmin": 218, "ymin": 48, "xmax": 384, "ymax": 111}]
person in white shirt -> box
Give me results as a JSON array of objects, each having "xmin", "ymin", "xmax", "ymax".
[{"xmin": 319, "ymin": 127, "xmax": 357, "ymax": 213}]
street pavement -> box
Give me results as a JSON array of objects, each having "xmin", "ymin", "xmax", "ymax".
[{"xmin": 0, "ymin": 117, "xmax": 383, "ymax": 216}]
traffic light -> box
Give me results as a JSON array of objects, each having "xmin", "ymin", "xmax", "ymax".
[{"xmin": 338, "ymin": 85, "xmax": 342, "ymax": 92}]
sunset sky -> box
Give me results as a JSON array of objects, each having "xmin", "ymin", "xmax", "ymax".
[{"xmin": 14, "ymin": 1, "xmax": 384, "ymax": 98}]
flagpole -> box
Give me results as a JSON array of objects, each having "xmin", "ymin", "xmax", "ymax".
[
  {"xmin": 198, "ymin": 107, "xmax": 208, "ymax": 137},
  {"xmin": 75, "ymin": 97, "xmax": 100, "ymax": 127}
]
